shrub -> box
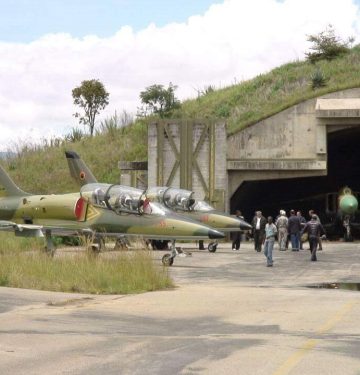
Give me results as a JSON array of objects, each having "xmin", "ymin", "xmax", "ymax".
[
  {"xmin": 310, "ymin": 68, "xmax": 328, "ymax": 89},
  {"xmin": 306, "ymin": 25, "xmax": 353, "ymax": 63}
]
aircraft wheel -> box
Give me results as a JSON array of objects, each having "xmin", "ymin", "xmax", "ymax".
[
  {"xmin": 208, "ymin": 242, "xmax": 218, "ymax": 252},
  {"xmin": 91, "ymin": 237, "xmax": 105, "ymax": 252},
  {"xmin": 162, "ymin": 254, "xmax": 174, "ymax": 266}
]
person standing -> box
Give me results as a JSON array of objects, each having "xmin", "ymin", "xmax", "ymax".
[
  {"xmin": 276, "ymin": 210, "xmax": 288, "ymax": 251},
  {"xmin": 297, "ymin": 210, "xmax": 306, "ymax": 250},
  {"xmin": 231, "ymin": 210, "xmax": 244, "ymax": 251},
  {"xmin": 251, "ymin": 211, "xmax": 266, "ymax": 252},
  {"xmin": 287, "ymin": 209, "xmax": 301, "ymax": 251},
  {"xmin": 264, "ymin": 216, "xmax": 277, "ymax": 266},
  {"xmin": 308, "ymin": 209, "xmax": 323, "ymax": 250},
  {"xmin": 301, "ymin": 215, "xmax": 325, "ymax": 261}
]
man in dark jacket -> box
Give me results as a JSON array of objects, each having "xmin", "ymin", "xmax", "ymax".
[
  {"xmin": 287, "ymin": 209, "xmax": 301, "ymax": 251},
  {"xmin": 301, "ymin": 215, "xmax": 325, "ymax": 261},
  {"xmin": 297, "ymin": 211, "xmax": 306, "ymax": 250},
  {"xmin": 231, "ymin": 210, "xmax": 244, "ymax": 251},
  {"xmin": 251, "ymin": 211, "xmax": 267, "ymax": 252}
]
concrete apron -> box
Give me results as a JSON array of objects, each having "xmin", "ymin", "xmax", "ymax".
[{"xmin": 0, "ymin": 241, "xmax": 360, "ymax": 375}]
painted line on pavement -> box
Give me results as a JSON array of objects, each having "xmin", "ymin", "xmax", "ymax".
[{"xmin": 272, "ymin": 300, "xmax": 355, "ymax": 375}]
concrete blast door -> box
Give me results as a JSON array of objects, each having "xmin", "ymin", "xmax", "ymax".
[
  {"xmin": 230, "ymin": 126, "xmax": 360, "ymax": 222},
  {"xmin": 148, "ymin": 121, "xmax": 227, "ymax": 210}
]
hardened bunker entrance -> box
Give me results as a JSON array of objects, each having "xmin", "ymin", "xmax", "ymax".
[
  {"xmin": 144, "ymin": 88, "xmax": 360, "ymax": 234},
  {"xmin": 227, "ymin": 89, "xmax": 360, "ymax": 229},
  {"xmin": 230, "ymin": 126, "xmax": 360, "ymax": 223}
]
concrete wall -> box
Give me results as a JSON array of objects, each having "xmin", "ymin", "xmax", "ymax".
[
  {"xmin": 148, "ymin": 121, "xmax": 228, "ymax": 210},
  {"xmin": 227, "ymin": 88, "xmax": 360, "ymax": 198},
  {"xmin": 147, "ymin": 88, "xmax": 360, "ymax": 211}
]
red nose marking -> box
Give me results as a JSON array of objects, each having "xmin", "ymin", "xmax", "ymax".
[{"xmin": 75, "ymin": 197, "xmax": 86, "ymax": 220}]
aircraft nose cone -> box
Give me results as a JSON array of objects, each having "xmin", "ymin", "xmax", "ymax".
[
  {"xmin": 340, "ymin": 195, "xmax": 358, "ymax": 215},
  {"xmin": 208, "ymin": 229, "xmax": 225, "ymax": 239},
  {"xmin": 239, "ymin": 219, "xmax": 252, "ymax": 230}
]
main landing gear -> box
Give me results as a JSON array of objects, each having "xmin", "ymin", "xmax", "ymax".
[
  {"xmin": 44, "ymin": 229, "xmax": 56, "ymax": 256},
  {"xmin": 161, "ymin": 240, "xmax": 191, "ymax": 266}
]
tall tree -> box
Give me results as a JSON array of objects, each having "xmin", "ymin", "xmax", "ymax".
[
  {"xmin": 72, "ymin": 79, "xmax": 109, "ymax": 136},
  {"xmin": 139, "ymin": 82, "xmax": 180, "ymax": 118}
]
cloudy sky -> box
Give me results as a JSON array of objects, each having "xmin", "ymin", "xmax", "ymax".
[{"xmin": 0, "ymin": 0, "xmax": 360, "ymax": 151}]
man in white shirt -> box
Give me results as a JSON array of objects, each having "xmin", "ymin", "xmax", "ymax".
[{"xmin": 251, "ymin": 211, "xmax": 266, "ymax": 252}]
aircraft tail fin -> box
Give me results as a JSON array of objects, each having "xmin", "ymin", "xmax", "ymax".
[
  {"xmin": 65, "ymin": 151, "xmax": 98, "ymax": 186},
  {"xmin": 0, "ymin": 165, "xmax": 29, "ymax": 197}
]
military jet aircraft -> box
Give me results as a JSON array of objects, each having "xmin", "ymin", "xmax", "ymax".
[
  {"xmin": 277, "ymin": 186, "xmax": 359, "ymax": 241},
  {"xmin": 322, "ymin": 186, "xmax": 359, "ymax": 241},
  {"xmin": 65, "ymin": 150, "xmax": 251, "ymax": 252},
  {"xmin": 0, "ymin": 164, "xmax": 224, "ymax": 265}
]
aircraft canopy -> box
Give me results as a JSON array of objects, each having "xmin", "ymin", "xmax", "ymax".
[
  {"xmin": 80, "ymin": 183, "xmax": 164, "ymax": 215},
  {"xmin": 146, "ymin": 187, "xmax": 200, "ymax": 212}
]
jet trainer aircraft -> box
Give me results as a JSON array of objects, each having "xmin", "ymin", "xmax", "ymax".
[
  {"xmin": 0, "ymin": 164, "xmax": 223, "ymax": 265},
  {"xmin": 145, "ymin": 186, "xmax": 252, "ymax": 251},
  {"xmin": 65, "ymin": 150, "xmax": 251, "ymax": 252}
]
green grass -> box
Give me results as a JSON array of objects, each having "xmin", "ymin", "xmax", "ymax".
[
  {"xmin": 0, "ymin": 232, "xmax": 44, "ymax": 254},
  {"xmin": 0, "ymin": 233, "xmax": 173, "ymax": 294},
  {"xmin": 5, "ymin": 119, "xmax": 148, "ymax": 194},
  {"xmin": 175, "ymin": 45, "xmax": 360, "ymax": 135}
]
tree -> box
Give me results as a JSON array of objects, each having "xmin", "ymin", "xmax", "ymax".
[
  {"xmin": 305, "ymin": 25, "xmax": 354, "ymax": 63},
  {"xmin": 72, "ymin": 79, "xmax": 109, "ymax": 136},
  {"xmin": 139, "ymin": 82, "xmax": 180, "ymax": 118}
]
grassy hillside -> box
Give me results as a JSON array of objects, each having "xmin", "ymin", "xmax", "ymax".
[
  {"xmin": 4, "ymin": 46, "xmax": 360, "ymax": 193},
  {"xmin": 175, "ymin": 45, "xmax": 360, "ymax": 135},
  {"xmin": 4, "ymin": 120, "xmax": 147, "ymax": 194}
]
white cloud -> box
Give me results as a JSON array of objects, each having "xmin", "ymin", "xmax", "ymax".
[{"xmin": 0, "ymin": 0, "xmax": 359, "ymax": 151}]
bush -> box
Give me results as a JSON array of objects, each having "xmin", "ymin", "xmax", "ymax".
[
  {"xmin": 306, "ymin": 25, "xmax": 353, "ymax": 63},
  {"xmin": 310, "ymin": 68, "xmax": 328, "ymax": 89}
]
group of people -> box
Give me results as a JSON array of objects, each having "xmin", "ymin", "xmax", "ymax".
[{"xmin": 231, "ymin": 209, "xmax": 325, "ymax": 267}]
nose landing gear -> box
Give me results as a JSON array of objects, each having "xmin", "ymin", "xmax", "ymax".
[{"xmin": 208, "ymin": 241, "xmax": 218, "ymax": 252}]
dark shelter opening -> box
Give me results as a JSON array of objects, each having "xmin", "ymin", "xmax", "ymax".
[{"xmin": 231, "ymin": 127, "xmax": 360, "ymax": 237}]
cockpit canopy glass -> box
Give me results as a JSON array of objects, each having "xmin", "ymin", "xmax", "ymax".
[
  {"xmin": 80, "ymin": 183, "xmax": 144, "ymax": 214},
  {"xmin": 146, "ymin": 187, "xmax": 196, "ymax": 212},
  {"xmin": 80, "ymin": 183, "xmax": 169, "ymax": 216},
  {"xmin": 192, "ymin": 200, "xmax": 214, "ymax": 212}
]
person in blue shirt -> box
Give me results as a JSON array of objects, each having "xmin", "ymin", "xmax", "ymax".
[{"xmin": 264, "ymin": 216, "xmax": 277, "ymax": 267}]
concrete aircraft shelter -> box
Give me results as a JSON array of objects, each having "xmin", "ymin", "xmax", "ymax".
[
  {"xmin": 147, "ymin": 88, "xmax": 360, "ymax": 221},
  {"xmin": 228, "ymin": 87, "xmax": 360, "ymax": 220}
]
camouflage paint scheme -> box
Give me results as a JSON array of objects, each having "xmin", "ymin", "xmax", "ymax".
[
  {"xmin": 0, "ymin": 165, "xmax": 224, "ymax": 242},
  {"xmin": 65, "ymin": 151, "xmax": 252, "ymax": 233}
]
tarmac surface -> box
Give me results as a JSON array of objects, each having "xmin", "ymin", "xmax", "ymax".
[{"xmin": 1, "ymin": 241, "xmax": 360, "ymax": 374}]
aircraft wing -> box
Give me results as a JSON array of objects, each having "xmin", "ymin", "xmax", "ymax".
[
  {"xmin": 0, "ymin": 221, "xmax": 221, "ymax": 241},
  {"xmin": 93, "ymin": 232, "xmax": 216, "ymax": 241},
  {"xmin": 0, "ymin": 221, "xmax": 89, "ymax": 238},
  {"xmin": 0, "ymin": 221, "xmax": 44, "ymax": 237}
]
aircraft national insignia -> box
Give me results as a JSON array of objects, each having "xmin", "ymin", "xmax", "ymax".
[
  {"xmin": 79, "ymin": 171, "xmax": 86, "ymax": 180},
  {"xmin": 159, "ymin": 220, "xmax": 167, "ymax": 228},
  {"xmin": 201, "ymin": 215, "xmax": 209, "ymax": 223},
  {"xmin": 86, "ymin": 205, "xmax": 100, "ymax": 221}
]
